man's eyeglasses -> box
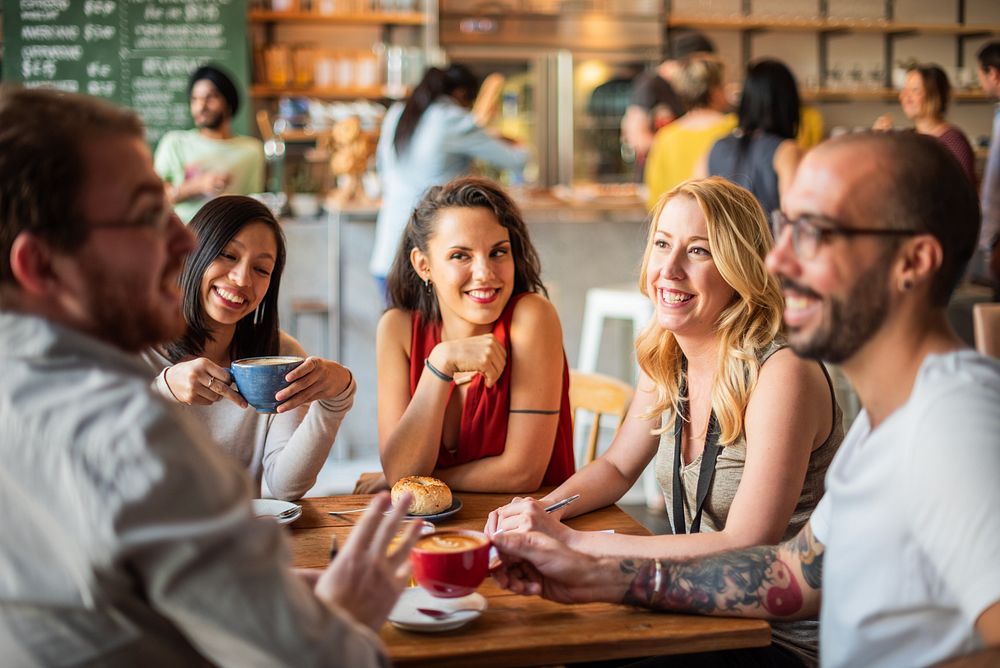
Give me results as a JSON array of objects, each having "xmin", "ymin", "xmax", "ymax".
[
  {"xmin": 89, "ymin": 205, "xmax": 174, "ymax": 235},
  {"xmin": 770, "ymin": 210, "xmax": 920, "ymax": 259}
]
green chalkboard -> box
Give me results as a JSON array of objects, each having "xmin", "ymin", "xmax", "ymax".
[{"xmin": 2, "ymin": 0, "xmax": 249, "ymax": 145}]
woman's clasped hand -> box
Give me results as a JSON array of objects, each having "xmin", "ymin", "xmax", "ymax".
[
  {"xmin": 273, "ymin": 356, "xmax": 354, "ymax": 413},
  {"xmin": 426, "ymin": 333, "xmax": 507, "ymax": 388}
]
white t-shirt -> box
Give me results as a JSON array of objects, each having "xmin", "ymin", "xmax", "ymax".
[{"xmin": 811, "ymin": 350, "xmax": 1000, "ymax": 667}]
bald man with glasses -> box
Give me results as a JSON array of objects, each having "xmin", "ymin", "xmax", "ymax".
[{"xmin": 489, "ymin": 131, "xmax": 1000, "ymax": 668}]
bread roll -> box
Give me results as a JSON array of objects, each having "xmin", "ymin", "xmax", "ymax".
[
  {"xmin": 471, "ymin": 72, "xmax": 505, "ymax": 127},
  {"xmin": 391, "ymin": 476, "xmax": 453, "ymax": 516}
]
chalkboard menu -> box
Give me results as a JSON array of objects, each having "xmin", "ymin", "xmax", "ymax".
[{"xmin": 2, "ymin": 0, "xmax": 249, "ymax": 145}]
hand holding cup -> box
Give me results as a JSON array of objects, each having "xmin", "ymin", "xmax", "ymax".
[{"xmin": 165, "ymin": 357, "xmax": 246, "ymax": 408}]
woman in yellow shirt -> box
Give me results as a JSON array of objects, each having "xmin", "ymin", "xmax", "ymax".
[{"xmin": 644, "ymin": 55, "xmax": 736, "ymax": 209}]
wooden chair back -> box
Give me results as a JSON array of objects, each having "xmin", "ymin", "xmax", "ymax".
[
  {"xmin": 973, "ymin": 302, "xmax": 1000, "ymax": 358},
  {"xmin": 568, "ymin": 369, "xmax": 634, "ymax": 466}
]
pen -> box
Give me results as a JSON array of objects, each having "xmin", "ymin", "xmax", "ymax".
[
  {"xmin": 543, "ymin": 494, "xmax": 580, "ymax": 514},
  {"xmin": 328, "ymin": 534, "xmax": 339, "ymax": 562}
]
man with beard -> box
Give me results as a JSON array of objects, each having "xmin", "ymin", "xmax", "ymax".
[
  {"xmin": 154, "ymin": 64, "xmax": 264, "ymax": 223},
  {"xmin": 488, "ymin": 131, "xmax": 1000, "ymax": 667},
  {"xmin": 0, "ymin": 86, "xmax": 416, "ymax": 666}
]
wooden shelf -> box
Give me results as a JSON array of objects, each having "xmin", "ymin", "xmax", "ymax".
[
  {"xmin": 801, "ymin": 87, "xmax": 989, "ymax": 102},
  {"xmin": 667, "ymin": 15, "xmax": 1000, "ymax": 35},
  {"xmin": 249, "ymin": 9, "xmax": 426, "ymax": 25},
  {"xmin": 251, "ymin": 84, "xmax": 403, "ymax": 99}
]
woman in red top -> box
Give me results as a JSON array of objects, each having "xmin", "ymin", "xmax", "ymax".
[{"xmin": 376, "ymin": 176, "xmax": 575, "ymax": 492}]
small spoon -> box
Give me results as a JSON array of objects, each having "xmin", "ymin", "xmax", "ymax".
[
  {"xmin": 276, "ymin": 505, "xmax": 301, "ymax": 519},
  {"xmin": 416, "ymin": 607, "xmax": 482, "ymax": 620}
]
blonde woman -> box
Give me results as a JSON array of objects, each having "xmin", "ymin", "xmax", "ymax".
[
  {"xmin": 644, "ymin": 55, "xmax": 736, "ymax": 209},
  {"xmin": 487, "ymin": 178, "xmax": 842, "ymax": 667}
]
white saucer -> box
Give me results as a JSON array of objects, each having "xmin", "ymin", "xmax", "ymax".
[
  {"xmin": 252, "ymin": 499, "xmax": 302, "ymax": 525},
  {"xmin": 388, "ymin": 588, "xmax": 487, "ymax": 632}
]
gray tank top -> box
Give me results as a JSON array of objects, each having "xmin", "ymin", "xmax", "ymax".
[
  {"xmin": 708, "ymin": 132, "xmax": 785, "ymax": 216},
  {"xmin": 653, "ymin": 344, "xmax": 844, "ymax": 667}
]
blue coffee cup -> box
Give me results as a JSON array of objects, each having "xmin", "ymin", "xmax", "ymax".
[{"xmin": 230, "ymin": 356, "xmax": 305, "ymax": 413}]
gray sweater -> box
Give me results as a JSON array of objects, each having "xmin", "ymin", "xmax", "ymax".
[{"xmin": 144, "ymin": 331, "xmax": 355, "ymax": 500}]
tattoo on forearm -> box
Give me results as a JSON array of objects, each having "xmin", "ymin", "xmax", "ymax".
[
  {"xmin": 790, "ymin": 524, "xmax": 824, "ymax": 590},
  {"xmin": 621, "ymin": 545, "xmax": 808, "ymax": 618},
  {"xmin": 619, "ymin": 559, "xmax": 640, "ymax": 576}
]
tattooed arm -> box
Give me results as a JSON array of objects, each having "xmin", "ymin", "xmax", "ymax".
[
  {"xmin": 622, "ymin": 523, "xmax": 824, "ymax": 620},
  {"xmin": 492, "ymin": 522, "xmax": 824, "ymax": 622}
]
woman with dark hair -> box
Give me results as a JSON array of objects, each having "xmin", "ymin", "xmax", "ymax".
[
  {"xmin": 144, "ymin": 195, "xmax": 355, "ymax": 500},
  {"xmin": 370, "ymin": 64, "xmax": 527, "ymax": 298},
  {"xmin": 375, "ymin": 176, "xmax": 574, "ymax": 492},
  {"xmin": 874, "ymin": 64, "xmax": 976, "ymax": 183},
  {"xmin": 703, "ymin": 59, "xmax": 803, "ymax": 215}
]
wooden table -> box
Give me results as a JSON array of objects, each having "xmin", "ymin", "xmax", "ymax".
[{"xmin": 290, "ymin": 492, "xmax": 770, "ymax": 667}]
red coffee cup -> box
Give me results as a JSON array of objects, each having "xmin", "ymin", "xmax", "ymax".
[{"xmin": 409, "ymin": 529, "xmax": 491, "ymax": 598}]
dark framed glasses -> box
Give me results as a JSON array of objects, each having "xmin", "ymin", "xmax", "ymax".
[
  {"xmin": 770, "ymin": 210, "xmax": 919, "ymax": 259},
  {"xmin": 89, "ymin": 205, "xmax": 175, "ymax": 235}
]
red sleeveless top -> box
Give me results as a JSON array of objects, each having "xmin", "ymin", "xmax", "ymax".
[{"xmin": 409, "ymin": 292, "xmax": 575, "ymax": 486}]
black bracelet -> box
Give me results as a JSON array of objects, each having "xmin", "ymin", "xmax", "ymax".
[{"xmin": 424, "ymin": 358, "xmax": 454, "ymax": 383}]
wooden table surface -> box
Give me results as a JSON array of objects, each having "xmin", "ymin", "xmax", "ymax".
[{"xmin": 290, "ymin": 492, "xmax": 770, "ymax": 667}]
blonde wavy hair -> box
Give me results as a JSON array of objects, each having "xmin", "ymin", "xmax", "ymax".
[{"xmin": 636, "ymin": 177, "xmax": 783, "ymax": 444}]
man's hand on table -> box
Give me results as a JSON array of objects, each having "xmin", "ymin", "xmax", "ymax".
[
  {"xmin": 491, "ymin": 531, "xmax": 632, "ymax": 606},
  {"xmin": 313, "ymin": 492, "xmax": 420, "ymax": 631}
]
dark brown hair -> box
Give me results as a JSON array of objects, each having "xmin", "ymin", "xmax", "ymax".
[
  {"xmin": 386, "ymin": 176, "xmax": 547, "ymax": 323},
  {"xmin": 0, "ymin": 86, "xmax": 143, "ymax": 287},
  {"xmin": 830, "ymin": 131, "xmax": 979, "ymax": 307},
  {"xmin": 165, "ymin": 196, "xmax": 286, "ymax": 362},
  {"xmin": 977, "ymin": 42, "xmax": 1000, "ymax": 74},
  {"xmin": 393, "ymin": 65, "xmax": 480, "ymax": 157}
]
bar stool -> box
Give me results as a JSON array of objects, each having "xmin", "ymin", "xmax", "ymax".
[
  {"xmin": 289, "ymin": 298, "xmax": 331, "ymax": 358},
  {"xmin": 577, "ymin": 283, "xmax": 663, "ymax": 510}
]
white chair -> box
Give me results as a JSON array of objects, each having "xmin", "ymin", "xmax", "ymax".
[
  {"xmin": 577, "ymin": 283, "xmax": 652, "ymax": 380},
  {"xmin": 576, "ymin": 283, "xmax": 663, "ymax": 510}
]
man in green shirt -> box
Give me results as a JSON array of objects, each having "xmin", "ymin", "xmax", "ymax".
[{"xmin": 154, "ymin": 64, "xmax": 264, "ymax": 223}]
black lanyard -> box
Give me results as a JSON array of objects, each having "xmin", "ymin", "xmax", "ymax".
[{"xmin": 670, "ymin": 374, "xmax": 723, "ymax": 535}]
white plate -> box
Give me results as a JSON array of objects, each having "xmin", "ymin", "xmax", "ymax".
[
  {"xmin": 388, "ymin": 588, "xmax": 487, "ymax": 633},
  {"xmin": 252, "ymin": 499, "xmax": 302, "ymax": 525}
]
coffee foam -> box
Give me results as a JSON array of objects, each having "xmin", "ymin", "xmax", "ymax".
[
  {"xmin": 416, "ymin": 533, "xmax": 486, "ymax": 554},
  {"xmin": 234, "ymin": 356, "xmax": 302, "ymax": 367}
]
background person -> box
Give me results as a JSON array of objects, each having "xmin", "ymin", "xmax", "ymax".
[
  {"xmin": 644, "ymin": 55, "xmax": 736, "ymax": 209},
  {"xmin": 702, "ymin": 59, "xmax": 804, "ymax": 217},
  {"xmin": 0, "ymin": 86, "xmax": 417, "ymax": 666},
  {"xmin": 371, "ymin": 65, "xmax": 528, "ymax": 300},
  {"xmin": 154, "ymin": 64, "xmax": 265, "ymax": 223},
  {"xmin": 873, "ymin": 63, "xmax": 975, "ymax": 183},
  {"xmin": 143, "ymin": 195, "xmax": 355, "ymax": 501},
  {"xmin": 621, "ymin": 30, "xmax": 716, "ymax": 179},
  {"xmin": 976, "ymin": 42, "xmax": 1000, "ymax": 298},
  {"xmin": 489, "ymin": 177, "xmax": 839, "ymax": 666},
  {"xmin": 376, "ymin": 177, "xmax": 575, "ymax": 493},
  {"xmin": 491, "ymin": 131, "xmax": 1000, "ymax": 668}
]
